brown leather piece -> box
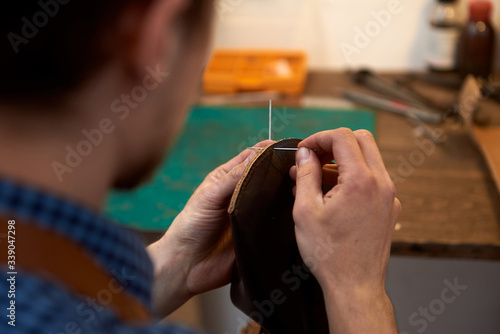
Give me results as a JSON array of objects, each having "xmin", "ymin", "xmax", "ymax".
[
  {"xmin": 0, "ymin": 217, "xmax": 150, "ymax": 323},
  {"xmin": 229, "ymin": 139, "xmax": 329, "ymax": 334},
  {"xmin": 241, "ymin": 320, "xmax": 264, "ymax": 334}
]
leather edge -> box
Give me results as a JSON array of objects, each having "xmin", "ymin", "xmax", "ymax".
[{"xmin": 228, "ymin": 138, "xmax": 301, "ymax": 215}]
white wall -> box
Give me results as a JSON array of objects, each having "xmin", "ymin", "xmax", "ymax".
[{"xmin": 212, "ymin": 0, "xmax": 500, "ymax": 71}]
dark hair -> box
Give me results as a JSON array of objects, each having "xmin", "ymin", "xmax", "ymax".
[{"xmin": 0, "ymin": 0, "xmax": 210, "ymax": 103}]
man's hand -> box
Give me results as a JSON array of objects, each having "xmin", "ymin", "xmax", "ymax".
[
  {"xmin": 290, "ymin": 128, "xmax": 400, "ymax": 334},
  {"xmin": 147, "ymin": 140, "xmax": 273, "ymax": 317}
]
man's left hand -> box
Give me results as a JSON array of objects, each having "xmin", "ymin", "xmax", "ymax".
[{"xmin": 147, "ymin": 140, "xmax": 273, "ymax": 317}]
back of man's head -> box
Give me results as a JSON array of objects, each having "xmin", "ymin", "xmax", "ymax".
[
  {"xmin": 0, "ymin": 1, "xmax": 140, "ymax": 102},
  {"xmin": 0, "ymin": 1, "xmax": 211, "ymax": 105}
]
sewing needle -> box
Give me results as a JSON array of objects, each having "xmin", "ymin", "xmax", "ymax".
[
  {"xmin": 247, "ymin": 147, "xmax": 320, "ymax": 152},
  {"xmin": 247, "ymin": 100, "xmax": 319, "ymax": 152}
]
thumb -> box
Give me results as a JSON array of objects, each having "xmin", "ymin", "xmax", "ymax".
[
  {"xmin": 295, "ymin": 147, "xmax": 323, "ymax": 205},
  {"xmin": 210, "ymin": 151, "xmax": 256, "ymax": 199},
  {"xmin": 217, "ymin": 161, "xmax": 248, "ymax": 200}
]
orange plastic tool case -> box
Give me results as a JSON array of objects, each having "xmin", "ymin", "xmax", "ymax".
[{"xmin": 203, "ymin": 49, "xmax": 307, "ymax": 95}]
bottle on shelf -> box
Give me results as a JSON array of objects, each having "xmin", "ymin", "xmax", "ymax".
[
  {"xmin": 456, "ymin": 0, "xmax": 496, "ymax": 79},
  {"xmin": 426, "ymin": 0, "xmax": 462, "ymax": 72}
]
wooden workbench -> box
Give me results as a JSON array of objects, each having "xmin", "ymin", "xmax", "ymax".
[
  {"xmin": 139, "ymin": 71, "xmax": 500, "ymax": 328},
  {"xmin": 304, "ymin": 71, "xmax": 500, "ymax": 260},
  {"xmin": 136, "ymin": 71, "xmax": 500, "ymax": 263}
]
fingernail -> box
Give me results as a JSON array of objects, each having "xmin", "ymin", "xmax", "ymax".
[{"xmin": 296, "ymin": 147, "xmax": 311, "ymax": 167}]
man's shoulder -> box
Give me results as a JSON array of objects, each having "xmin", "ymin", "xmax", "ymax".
[{"xmin": 0, "ymin": 270, "xmax": 199, "ymax": 334}]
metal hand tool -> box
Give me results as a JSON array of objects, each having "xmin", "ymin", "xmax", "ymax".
[
  {"xmin": 354, "ymin": 69, "xmax": 441, "ymax": 110},
  {"xmin": 343, "ymin": 90, "xmax": 443, "ymax": 124},
  {"xmin": 247, "ymin": 147, "xmax": 320, "ymax": 152}
]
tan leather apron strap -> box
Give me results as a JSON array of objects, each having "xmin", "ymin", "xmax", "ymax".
[
  {"xmin": 0, "ymin": 217, "xmax": 150, "ymax": 323},
  {"xmin": 241, "ymin": 321, "xmax": 264, "ymax": 334}
]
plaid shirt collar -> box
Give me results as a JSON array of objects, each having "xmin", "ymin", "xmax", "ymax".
[{"xmin": 0, "ymin": 177, "xmax": 153, "ymax": 309}]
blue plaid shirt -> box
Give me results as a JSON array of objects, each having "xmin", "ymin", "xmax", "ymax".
[{"xmin": 0, "ymin": 178, "xmax": 200, "ymax": 334}]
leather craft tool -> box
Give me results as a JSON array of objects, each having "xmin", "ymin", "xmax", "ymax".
[
  {"xmin": 344, "ymin": 69, "xmax": 449, "ymax": 144},
  {"xmin": 354, "ymin": 69, "xmax": 442, "ymax": 110},
  {"xmin": 248, "ymin": 147, "xmax": 320, "ymax": 152},
  {"xmin": 343, "ymin": 90, "xmax": 442, "ymax": 124}
]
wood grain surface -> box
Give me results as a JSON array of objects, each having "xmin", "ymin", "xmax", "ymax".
[
  {"xmin": 305, "ymin": 71, "xmax": 500, "ymax": 259},
  {"xmin": 137, "ymin": 71, "xmax": 500, "ymax": 262}
]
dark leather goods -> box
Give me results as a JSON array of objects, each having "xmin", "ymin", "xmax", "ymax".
[
  {"xmin": 0, "ymin": 218, "xmax": 150, "ymax": 323},
  {"xmin": 228, "ymin": 139, "xmax": 329, "ymax": 334}
]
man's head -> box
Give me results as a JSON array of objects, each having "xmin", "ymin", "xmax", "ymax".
[{"xmin": 0, "ymin": 1, "xmax": 213, "ymax": 191}]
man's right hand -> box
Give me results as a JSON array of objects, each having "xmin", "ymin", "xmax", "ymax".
[{"xmin": 290, "ymin": 128, "xmax": 400, "ymax": 334}]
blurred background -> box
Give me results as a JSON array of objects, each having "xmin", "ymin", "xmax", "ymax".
[
  {"xmin": 106, "ymin": 1, "xmax": 500, "ymax": 333},
  {"xmin": 211, "ymin": 0, "xmax": 500, "ymax": 71}
]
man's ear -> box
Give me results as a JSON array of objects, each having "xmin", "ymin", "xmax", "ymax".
[{"xmin": 113, "ymin": 0, "xmax": 190, "ymax": 78}]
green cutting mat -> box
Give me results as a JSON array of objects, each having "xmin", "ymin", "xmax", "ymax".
[{"xmin": 105, "ymin": 106, "xmax": 375, "ymax": 231}]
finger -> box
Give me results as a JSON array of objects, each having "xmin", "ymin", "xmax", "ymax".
[
  {"xmin": 290, "ymin": 164, "xmax": 338, "ymax": 185},
  {"xmin": 314, "ymin": 152, "xmax": 338, "ymax": 166},
  {"xmin": 299, "ymin": 128, "xmax": 368, "ymax": 176},
  {"xmin": 353, "ymin": 130, "xmax": 388, "ymax": 174},
  {"xmin": 252, "ymin": 139, "xmax": 275, "ymax": 148},
  {"xmin": 294, "ymin": 147, "xmax": 323, "ymax": 208},
  {"xmin": 217, "ymin": 139, "xmax": 275, "ymax": 196},
  {"xmin": 289, "ymin": 165, "xmax": 297, "ymax": 181},
  {"xmin": 209, "ymin": 140, "xmax": 275, "ymax": 202},
  {"xmin": 220, "ymin": 140, "xmax": 275, "ymax": 173},
  {"xmin": 216, "ymin": 162, "xmax": 248, "ymax": 200}
]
